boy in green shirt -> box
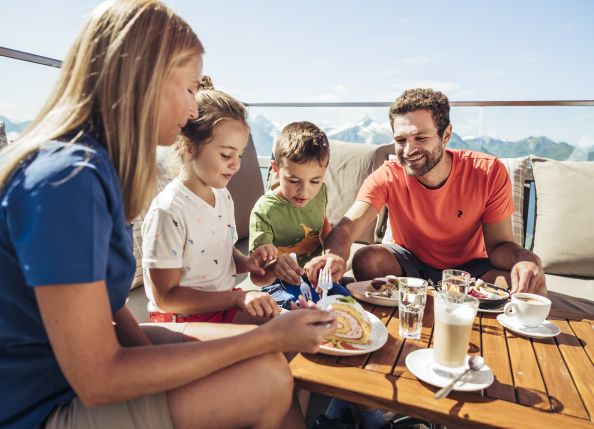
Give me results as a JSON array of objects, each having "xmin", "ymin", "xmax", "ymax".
[{"xmin": 249, "ymin": 121, "xmax": 350, "ymax": 308}]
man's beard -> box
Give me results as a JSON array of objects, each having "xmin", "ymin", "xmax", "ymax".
[{"xmin": 399, "ymin": 144, "xmax": 444, "ymax": 177}]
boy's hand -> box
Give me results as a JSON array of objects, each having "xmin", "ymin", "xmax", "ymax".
[
  {"xmin": 271, "ymin": 254, "xmax": 304, "ymax": 285},
  {"xmin": 304, "ymin": 254, "xmax": 345, "ymax": 287},
  {"xmin": 237, "ymin": 290, "xmax": 280, "ymax": 318},
  {"xmin": 248, "ymin": 244, "xmax": 278, "ymax": 276}
]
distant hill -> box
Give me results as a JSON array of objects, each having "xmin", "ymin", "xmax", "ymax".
[{"xmin": 3, "ymin": 114, "xmax": 594, "ymax": 161}]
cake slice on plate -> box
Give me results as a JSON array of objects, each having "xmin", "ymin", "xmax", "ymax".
[{"xmin": 326, "ymin": 296, "xmax": 371, "ymax": 345}]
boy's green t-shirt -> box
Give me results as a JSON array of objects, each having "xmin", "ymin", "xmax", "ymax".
[{"xmin": 249, "ymin": 184, "xmax": 327, "ymax": 267}]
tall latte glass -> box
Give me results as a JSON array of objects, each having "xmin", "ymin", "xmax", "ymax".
[{"xmin": 433, "ymin": 292, "xmax": 479, "ymax": 370}]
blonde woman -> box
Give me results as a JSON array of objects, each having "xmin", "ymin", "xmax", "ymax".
[{"xmin": 0, "ymin": 1, "xmax": 336, "ymax": 429}]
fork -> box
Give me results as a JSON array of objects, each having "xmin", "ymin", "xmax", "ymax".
[
  {"xmin": 290, "ymin": 253, "xmax": 312, "ymax": 301},
  {"xmin": 317, "ymin": 268, "xmax": 333, "ymax": 309}
]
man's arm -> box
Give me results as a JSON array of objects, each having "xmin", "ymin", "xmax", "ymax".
[
  {"xmin": 305, "ymin": 201, "xmax": 378, "ymax": 284},
  {"xmin": 483, "ymin": 217, "xmax": 546, "ymax": 294},
  {"xmin": 114, "ymin": 306, "xmax": 152, "ymax": 346}
]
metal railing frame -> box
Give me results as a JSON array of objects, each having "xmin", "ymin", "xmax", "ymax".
[{"xmin": 2, "ymin": 45, "xmax": 594, "ymax": 170}]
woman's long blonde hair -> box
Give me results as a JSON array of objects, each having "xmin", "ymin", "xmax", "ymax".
[{"xmin": 0, "ymin": 0, "xmax": 203, "ymax": 221}]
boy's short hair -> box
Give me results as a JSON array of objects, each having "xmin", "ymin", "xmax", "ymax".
[
  {"xmin": 274, "ymin": 121, "xmax": 330, "ymax": 167},
  {"xmin": 389, "ymin": 88, "xmax": 450, "ymax": 138}
]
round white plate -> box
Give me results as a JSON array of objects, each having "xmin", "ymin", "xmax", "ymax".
[
  {"xmin": 347, "ymin": 282, "xmax": 399, "ymax": 307},
  {"xmin": 318, "ymin": 311, "xmax": 389, "ymax": 356},
  {"xmin": 405, "ymin": 348, "xmax": 494, "ymax": 392},
  {"xmin": 496, "ymin": 314, "xmax": 561, "ymax": 338}
]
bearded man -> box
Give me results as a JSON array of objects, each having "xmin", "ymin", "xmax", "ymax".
[{"xmin": 305, "ymin": 88, "xmax": 546, "ymax": 295}]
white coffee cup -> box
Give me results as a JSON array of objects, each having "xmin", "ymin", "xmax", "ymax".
[{"xmin": 503, "ymin": 293, "xmax": 551, "ymax": 327}]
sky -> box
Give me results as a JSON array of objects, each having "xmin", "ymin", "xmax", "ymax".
[{"xmin": 1, "ymin": 0, "xmax": 594, "ymax": 145}]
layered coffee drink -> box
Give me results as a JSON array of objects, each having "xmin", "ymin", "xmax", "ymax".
[{"xmin": 433, "ymin": 292, "xmax": 479, "ymax": 369}]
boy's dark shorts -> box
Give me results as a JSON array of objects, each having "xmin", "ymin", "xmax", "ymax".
[{"xmin": 381, "ymin": 243, "xmax": 495, "ymax": 284}]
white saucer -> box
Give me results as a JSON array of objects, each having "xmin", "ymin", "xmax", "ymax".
[
  {"xmin": 496, "ymin": 314, "xmax": 561, "ymax": 338},
  {"xmin": 405, "ymin": 348, "xmax": 494, "ymax": 392}
]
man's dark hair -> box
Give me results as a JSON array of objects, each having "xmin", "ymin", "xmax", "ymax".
[{"xmin": 389, "ymin": 88, "xmax": 450, "ymax": 137}]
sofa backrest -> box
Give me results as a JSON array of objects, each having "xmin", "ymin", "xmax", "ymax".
[
  {"xmin": 228, "ymin": 134, "xmax": 264, "ymax": 241},
  {"xmin": 325, "ymin": 140, "xmax": 394, "ymax": 244}
]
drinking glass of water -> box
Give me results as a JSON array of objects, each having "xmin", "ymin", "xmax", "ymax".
[
  {"xmin": 441, "ymin": 269, "xmax": 471, "ymax": 294},
  {"xmin": 398, "ymin": 277, "xmax": 428, "ymax": 340}
]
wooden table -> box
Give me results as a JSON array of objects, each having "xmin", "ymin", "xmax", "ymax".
[{"xmin": 290, "ymin": 284, "xmax": 594, "ymax": 428}]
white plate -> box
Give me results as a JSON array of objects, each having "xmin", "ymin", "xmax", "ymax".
[
  {"xmin": 347, "ymin": 282, "xmax": 399, "ymax": 307},
  {"xmin": 405, "ymin": 348, "xmax": 494, "ymax": 392},
  {"xmin": 318, "ymin": 311, "xmax": 389, "ymax": 356},
  {"xmin": 496, "ymin": 314, "xmax": 561, "ymax": 338}
]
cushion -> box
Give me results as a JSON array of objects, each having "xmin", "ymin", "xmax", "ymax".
[
  {"xmin": 0, "ymin": 121, "xmax": 8, "ymax": 148},
  {"xmin": 498, "ymin": 156, "xmax": 531, "ymax": 246},
  {"xmin": 545, "ymin": 274, "xmax": 594, "ymax": 315},
  {"xmin": 532, "ymin": 157, "xmax": 594, "ymax": 277},
  {"xmin": 324, "ymin": 140, "xmax": 394, "ymax": 244}
]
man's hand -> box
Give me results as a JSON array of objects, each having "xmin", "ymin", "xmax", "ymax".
[
  {"xmin": 510, "ymin": 260, "xmax": 547, "ymax": 295},
  {"xmin": 236, "ymin": 290, "xmax": 280, "ymax": 318},
  {"xmin": 247, "ymin": 244, "xmax": 278, "ymax": 276},
  {"xmin": 304, "ymin": 253, "xmax": 346, "ymax": 287}
]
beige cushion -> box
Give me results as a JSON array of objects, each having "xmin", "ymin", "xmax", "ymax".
[
  {"xmin": 532, "ymin": 158, "xmax": 594, "ymax": 277},
  {"xmin": 324, "ymin": 140, "xmax": 394, "ymax": 244},
  {"xmin": 499, "ymin": 156, "xmax": 531, "ymax": 246}
]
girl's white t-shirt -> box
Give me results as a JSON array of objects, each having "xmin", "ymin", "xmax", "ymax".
[{"xmin": 141, "ymin": 178, "xmax": 238, "ymax": 312}]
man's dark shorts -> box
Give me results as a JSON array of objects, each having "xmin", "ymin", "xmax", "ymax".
[{"xmin": 381, "ymin": 243, "xmax": 495, "ymax": 284}]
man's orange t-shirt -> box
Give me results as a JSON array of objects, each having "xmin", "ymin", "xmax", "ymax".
[{"xmin": 357, "ymin": 149, "xmax": 514, "ymax": 269}]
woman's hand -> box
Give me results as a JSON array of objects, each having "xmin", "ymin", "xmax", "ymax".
[
  {"xmin": 248, "ymin": 244, "xmax": 278, "ymax": 276},
  {"xmin": 260, "ymin": 308, "xmax": 337, "ymax": 354},
  {"xmin": 236, "ymin": 290, "xmax": 280, "ymax": 318},
  {"xmin": 270, "ymin": 253, "xmax": 303, "ymax": 285}
]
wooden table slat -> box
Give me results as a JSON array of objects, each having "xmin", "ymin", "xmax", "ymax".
[
  {"xmin": 290, "ymin": 353, "xmax": 594, "ymax": 429},
  {"xmin": 568, "ymin": 318, "xmax": 594, "ymax": 365},
  {"xmin": 481, "ymin": 314, "xmax": 517, "ymax": 403},
  {"xmin": 554, "ymin": 318, "xmax": 594, "ymax": 422},
  {"xmin": 505, "ymin": 330, "xmax": 552, "ymax": 410},
  {"xmin": 364, "ymin": 306, "xmax": 404, "ymax": 374},
  {"xmin": 532, "ymin": 331, "xmax": 589, "ymax": 419}
]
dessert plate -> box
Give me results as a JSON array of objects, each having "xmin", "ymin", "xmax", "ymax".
[
  {"xmin": 318, "ymin": 311, "xmax": 388, "ymax": 356},
  {"xmin": 347, "ymin": 281, "xmax": 399, "ymax": 307},
  {"xmin": 405, "ymin": 348, "xmax": 494, "ymax": 392},
  {"xmin": 496, "ymin": 314, "xmax": 561, "ymax": 338}
]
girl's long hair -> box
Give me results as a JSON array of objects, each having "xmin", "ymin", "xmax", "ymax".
[{"xmin": 0, "ymin": 0, "xmax": 203, "ymax": 221}]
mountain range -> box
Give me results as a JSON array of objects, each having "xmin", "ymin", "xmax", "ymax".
[
  {"xmin": 247, "ymin": 114, "xmax": 594, "ymax": 161},
  {"xmin": 2, "ymin": 114, "xmax": 593, "ymax": 161}
]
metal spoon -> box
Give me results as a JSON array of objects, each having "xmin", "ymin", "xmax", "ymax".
[{"xmin": 434, "ymin": 356, "xmax": 485, "ymax": 399}]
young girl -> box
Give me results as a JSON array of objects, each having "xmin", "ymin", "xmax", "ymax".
[
  {"xmin": 0, "ymin": 2, "xmax": 335, "ymax": 428},
  {"xmin": 142, "ymin": 76, "xmax": 281, "ymax": 324}
]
